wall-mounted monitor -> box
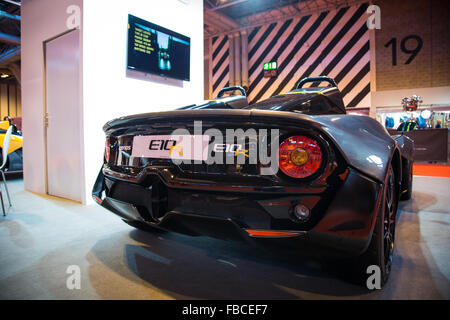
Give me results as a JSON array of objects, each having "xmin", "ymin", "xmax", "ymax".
[{"xmin": 127, "ymin": 14, "xmax": 190, "ymax": 81}]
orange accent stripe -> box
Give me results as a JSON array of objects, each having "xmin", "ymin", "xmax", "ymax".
[
  {"xmin": 92, "ymin": 195, "xmax": 103, "ymax": 204},
  {"xmin": 413, "ymin": 164, "xmax": 450, "ymax": 178},
  {"xmin": 245, "ymin": 229, "xmax": 300, "ymax": 237}
]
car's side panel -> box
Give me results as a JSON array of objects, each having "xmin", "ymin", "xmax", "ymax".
[
  {"xmin": 392, "ymin": 134, "xmax": 414, "ymax": 161},
  {"xmin": 392, "ymin": 134, "xmax": 414, "ymax": 197}
]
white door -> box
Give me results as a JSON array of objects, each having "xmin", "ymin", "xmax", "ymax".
[{"xmin": 45, "ymin": 29, "xmax": 83, "ymax": 202}]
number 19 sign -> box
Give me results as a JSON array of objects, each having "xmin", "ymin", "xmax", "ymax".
[{"xmin": 384, "ymin": 35, "xmax": 423, "ymax": 66}]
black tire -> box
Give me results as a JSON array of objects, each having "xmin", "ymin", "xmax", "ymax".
[
  {"xmin": 400, "ymin": 161, "xmax": 413, "ymax": 200},
  {"xmin": 123, "ymin": 219, "xmax": 166, "ymax": 233},
  {"xmin": 353, "ymin": 164, "xmax": 398, "ymax": 287}
]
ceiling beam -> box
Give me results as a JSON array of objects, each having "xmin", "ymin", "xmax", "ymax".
[
  {"xmin": 208, "ymin": 10, "xmax": 239, "ymax": 28},
  {"xmin": 204, "ymin": 8, "xmax": 239, "ymax": 33},
  {"xmin": 1, "ymin": 0, "xmax": 21, "ymax": 6},
  {"xmin": 206, "ymin": 0, "xmax": 248, "ymax": 12},
  {"xmin": 205, "ymin": 0, "xmax": 367, "ymax": 38},
  {"xmin": 0, "ymin": 32, "xmax": 20, "ymax": 45},
  {"xmin": 0, "ymin": 46, "xmax": 20, "ymax": 67},
  {"xmin": 0, "ymin": 10, "xmax": 21, "ymax": 21}
]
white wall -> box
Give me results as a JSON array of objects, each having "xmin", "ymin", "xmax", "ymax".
[
  {"xmin": 21, "ymin": 0, "xmax": 83, "ymax": 195},
  {"xmin": 82, "ymin": 0, "xmax": 204, "ymax": 203},
  {"xmin": 22, "ymin": 0, "xmax": 203, "ymax": 204},
  {"xmin": 372, "ymin": 86, "xmax": 450, "ymax": 107}
]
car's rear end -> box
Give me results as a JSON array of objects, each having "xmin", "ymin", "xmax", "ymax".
[{"xmin": 93, "ymin": 109, "xmax": 382, "ymax": 257}]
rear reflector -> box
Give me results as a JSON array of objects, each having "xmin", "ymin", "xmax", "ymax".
[
  {"xmin": 245, "ymin": 229, "xmax": 301, "ymax": 237},
  {"xmin": 92, "ymin": 195, "xmax": 103, "ymax": 204}
]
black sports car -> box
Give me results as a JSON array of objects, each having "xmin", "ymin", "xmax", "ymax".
[{"xmin": 93, "ymin": 76, "xmax": 414, "ymax": 286}]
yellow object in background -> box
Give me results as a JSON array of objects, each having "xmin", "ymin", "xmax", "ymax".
[
  {"xmin": 0, "ymin": 120, "xmax": 9, "ymax": 131},
  {"xmin": 0, "ymin": 120, "xmax": 22, "ymax": 155}
]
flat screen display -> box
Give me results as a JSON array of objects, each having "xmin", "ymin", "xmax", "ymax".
[{"xmin": 127, "ymin": 14, "xmax": 190, "ymax": 81}]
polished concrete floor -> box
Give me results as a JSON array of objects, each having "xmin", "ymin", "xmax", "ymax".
[{"xmin": 0, "ymin": 175, "xmax": 448, "ymax": 300}]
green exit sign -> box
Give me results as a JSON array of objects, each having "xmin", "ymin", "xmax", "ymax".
[
  {"xmin": 263, "ymin": 61, "xmax": 278, "ymax": 78},
  {"xmin": 263, "ymin": 61, "xmax": 277, "ymax": 71}
]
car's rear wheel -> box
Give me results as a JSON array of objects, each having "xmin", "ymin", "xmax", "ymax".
[
  {"xmin": 123, "ymin": 219, "xmax": 167, "ymax": 233},
  {"xmin": 354, "ymin": 164, "xmax": 398, "ymax": 287}
]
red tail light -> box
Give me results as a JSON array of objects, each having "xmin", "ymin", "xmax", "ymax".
[
  {"xmin": 104, "ymin": 137, "xmax": 110, "ymax": 163},
  {"xmin": 279, "ymin": 135, "xmax": 322, "ymax": 178}
]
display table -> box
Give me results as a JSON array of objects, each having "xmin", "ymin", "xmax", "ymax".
[{"xmin": 387, "ymin": 128, "xmax": 449, "ymax": 162}]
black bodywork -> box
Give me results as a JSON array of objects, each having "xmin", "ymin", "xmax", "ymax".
[{"xmin": 93, "ymin": 77, "xmax": 414, "ymax": 258}]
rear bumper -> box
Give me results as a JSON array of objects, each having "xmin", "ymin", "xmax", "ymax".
[{"xmin": 93, "ymin": 165, "xmax": 382, "ymax": 257}]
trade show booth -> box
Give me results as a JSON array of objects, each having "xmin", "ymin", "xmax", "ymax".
[{"xmin": 0, "ymin": 0, "xmax": 448, "ymax": 303}]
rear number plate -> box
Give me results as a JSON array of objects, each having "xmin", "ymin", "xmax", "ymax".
[{"xmin": 132, "ymin": 135, "xmax": 210, "ymax": 161}]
